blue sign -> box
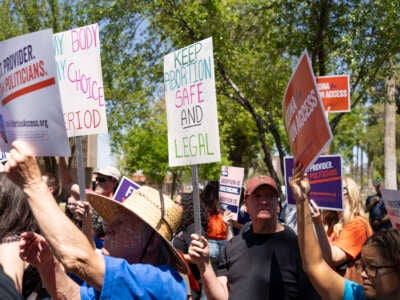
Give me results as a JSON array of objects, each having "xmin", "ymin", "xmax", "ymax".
[{"xmin": 284, "ymin": 155, "xmax": 343, "ymax": 210}]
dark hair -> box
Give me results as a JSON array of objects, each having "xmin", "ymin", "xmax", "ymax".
[
  {"xmin": 178, "ymin": 192, "xmax": 208, "ymax": 235},
  {"xmin": 0, "ymin": 174, "xmax": 39, "ymax": 239},
  {"xmin": 110, "ymin": 177, "xmax": 119, "ymax": 193},
  {"xmin": 42, "ymin": 173, "xmax": 59, "ymax": 193},
  {"xmin": 364, "ymin": 228, "xmax": 400, "ymax": 272},
  {"xmin": 91, "ymin": 210, "xmax": 105, "ymax": 238},
  {"xmin": 200, "ymin": 180, "xmax": 220, "ymax": 213}
]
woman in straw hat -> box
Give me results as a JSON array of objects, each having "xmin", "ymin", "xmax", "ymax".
[{"xmin": 5, "ymin": 141, "xmax": 187, "ymax": 299}]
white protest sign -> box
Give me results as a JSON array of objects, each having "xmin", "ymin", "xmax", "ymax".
[
  {"xmin": 54, "ymin": 23, "xmax": 107, "ymax": 137},
  {"xmin": 0, "ymin": 29, "xmax": 70, "ymax": 156},
  {"xmin": 164, "ymin": 37, "xmax": 221, "ymax": 167},
  {"xmin": 219, "ymin": 166, "xmax": 244, "ymax": 221},
  {"xmin": 0, "ymin": 151, "xmax": 7, "ymax": 162}
]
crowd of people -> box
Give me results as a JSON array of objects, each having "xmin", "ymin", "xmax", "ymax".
[{"xmin": 0, "ymin": 140, "xmax": 398, "ymax": 299}]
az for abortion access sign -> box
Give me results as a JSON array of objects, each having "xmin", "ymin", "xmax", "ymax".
[
  {"xmin": 164, "ymin": 37, "xmax": 221, "ymax": 167},
  {"xmin": 283, "ymin": 51, "xmax": 332, "ymax": 170},
  {"xmin": 54, "ymin": 23, "xmax": 107, "ymax": 137},
  {"xmin": 317, "ymin": 75, "xmax": 350, "ymax": 113}
]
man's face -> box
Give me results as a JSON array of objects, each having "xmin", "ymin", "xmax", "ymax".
[
  {"xmin": 94, "ymin": 175, "xmax": 116, "ymax": 197},
  {"xmin": 103, "ymin": 211, "xmax": 153, "ymax": 263},
  {"xmin": 245, "ymin": 185, "xmax": 279, "ymax": 222}
]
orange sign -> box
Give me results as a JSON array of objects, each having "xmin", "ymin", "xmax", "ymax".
[
  {"xmin": 283, "ymin": 51, "xmax": 333, "ymax": 170},
  {"xmin": 317, "ymin": 75, "xmax": 350, "ymax": 112}
]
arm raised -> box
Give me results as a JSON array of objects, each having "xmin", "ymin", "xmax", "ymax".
[
  {"xmin": 289, "ymin": 164, "xmax": 345, "ymax": 300},
  {"xmin": 188, "ymin": 234, "xmax": 228, "ymax": 300},
  {"xmin": 5, "ymin": 141, "xmax": 104, "ymax": 291}
]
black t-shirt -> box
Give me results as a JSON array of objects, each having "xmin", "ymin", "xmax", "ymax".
[
  {"xmin": 172, "ymin": 224, "xmax": 202, "ymax": 285},
  {"xmin": 216, "ymin": 225, "xmax": 320, "ymax": 300},
  {"xmin": 0, "ymin": 266, "xmax": 23, "ymax": 300}
]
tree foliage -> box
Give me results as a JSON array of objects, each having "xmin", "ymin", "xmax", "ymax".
[{"xmin": 2, "ymin": 0, "xmax": 399, "ymax": 189}]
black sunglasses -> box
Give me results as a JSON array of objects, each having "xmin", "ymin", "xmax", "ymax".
[{"xmin": 95, "ymin": 177, "xmax": 109, "ymax": 183}]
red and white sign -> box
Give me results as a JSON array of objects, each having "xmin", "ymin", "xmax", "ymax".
[
  {"xmin": 317, "ymin": 75, "xmax": 350, "ymax": 112},
  {"xmin": 283, "ymin": 51, "xmax": 333, "ymax": 170},
  {"xmin": 0, "ymin": 29, "xmax": 70, "ymax": 156}
]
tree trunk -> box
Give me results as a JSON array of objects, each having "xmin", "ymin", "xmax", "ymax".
[{"xmin": 384, "ymin": 77, "xmax": 397, "ymax": 189}]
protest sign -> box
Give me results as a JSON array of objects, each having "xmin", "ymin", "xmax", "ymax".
[
  {"xmin": 0, "ymin": 151, "xmax": 7, "ymax": 163},
  {"xmin": 54, "ymin": 23, "xmax": 107, "ymax": 137},
  {"xmin": 113, "ymin": 176, "xmax": 141, "ymax": 203},
  {"xmin": 164, "ymin": 37, "xmax": 221, "ymax": 167},
  {"xmin": 219, "ymin": 166, "xmax": 244, "ymax": 220},
  {"xmin": 283, "ymin": 51, "xmax": 332, "ymax": 170},
  {"xmin": 0, "ymin": 29, "xmax": 70, "ymax": 156},
  {"xmin": 284, "ymin": 155, "xmax": 343, "ymax": 210},
  {"xmin": 380, "ymin": 189, "xmax": 400, "ymax": 229},
  {"xmin": 317, "ymin": 75, "xmax": 350, "ymax": 112}
]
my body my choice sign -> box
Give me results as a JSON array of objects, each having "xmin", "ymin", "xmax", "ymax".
[
  {"xmin": 54, "ymin": 23, "xmax": 108, "ymax": 137},
  {"xmin": 164, "ymin": 37, "xmax": 221, "ymax": 167}
]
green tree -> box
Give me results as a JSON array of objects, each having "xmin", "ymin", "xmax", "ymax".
[{"xmin": 4, "ymin": 0, "xmax": 400, "ymax": 192}]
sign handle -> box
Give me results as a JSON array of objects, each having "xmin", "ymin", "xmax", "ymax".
[
  {"xmin": 192, "ymin": 165, "xmax": 202, "ymax": 235},
  {"xmin": 75, "ymin": 136, "xmax": 86, "ymax": 202}
]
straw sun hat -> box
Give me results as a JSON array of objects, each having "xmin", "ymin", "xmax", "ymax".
[{"xmin": 86, "ymin": 186, "xmax": 187, "ymax": 274}]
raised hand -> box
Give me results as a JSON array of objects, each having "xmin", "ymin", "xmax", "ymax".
[
  {"xmin": 289, "ymin": 163, "xmax": 310, "ymax": 202},
  {"xmin": 309, "ymin": 199, "xmax": 322, "ymax": 224},
  {"xmin": 188, "ymin": 234, "xmax": 210, "ymax": 271},
  {"xmin": 222, "ymin": 209, "xmax": 234, "ymax": 226},
  {"xmin": 19, "ymin": 232, "xmax": 56, "ymax": 268},
  {"xmin": 4, "ymin": 141, "xmax": 42, "ymax": 189}
]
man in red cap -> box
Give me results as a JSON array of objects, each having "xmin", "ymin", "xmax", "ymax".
[{"xmin": 189, "ymin": 174, "xmax": 320, "ymax": 300}]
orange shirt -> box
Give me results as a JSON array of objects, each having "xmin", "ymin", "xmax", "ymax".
[
  {"xmin": 333, "ymin": 216, "xmax": 373, "ymax": 259},
  {"xmin": 207, "ymin": 212, "xmax": 227, "ymax": 240}
]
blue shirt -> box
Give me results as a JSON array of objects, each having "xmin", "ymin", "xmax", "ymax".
[
  {"xmin": 80, "ymin": 255, "xmax": 186, "ymax": 299},
  {"xmin": 343, "ymin": 279, "xmax": 365, "ymax": 300}
]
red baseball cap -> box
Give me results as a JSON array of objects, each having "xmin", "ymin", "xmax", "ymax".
[{"xmin": 245, "ymin": 175, "xmax": 279, "ymax": 197}]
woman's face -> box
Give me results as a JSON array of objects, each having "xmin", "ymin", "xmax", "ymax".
[{"xmin": 360, "ymin": 244, "xmax": 400, "ymax": 299}]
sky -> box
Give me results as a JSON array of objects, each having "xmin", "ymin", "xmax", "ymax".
[{"xmin": 97, "ymin": 133, "xmax": 117, "ymax": 169}]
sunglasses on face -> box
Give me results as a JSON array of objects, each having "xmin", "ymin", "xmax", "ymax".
[{"xmin": 95, "ymin": 177, "xmax": 109, "ymax": 183}]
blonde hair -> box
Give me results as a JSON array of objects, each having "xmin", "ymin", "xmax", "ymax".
[{"xmin": 342, "ymin": 177, "xmax": 366, "ymax": 223}]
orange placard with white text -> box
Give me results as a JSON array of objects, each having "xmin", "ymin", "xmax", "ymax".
[
  {"xmin": 317, "ymin": 75, "xmax": 350, "ymax": 112},
  {"xmin": 283, "ymin": 51, "xmax": 333, "ymax": 170}
]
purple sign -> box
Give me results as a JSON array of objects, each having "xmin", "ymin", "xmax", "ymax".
[
  {"xmin": 113, "ymin": 176, "xmax": 141, "ymax": 203},
  {"xmin": 284, "ymin": 155, "xmax": 343, "ymax": 210}
]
